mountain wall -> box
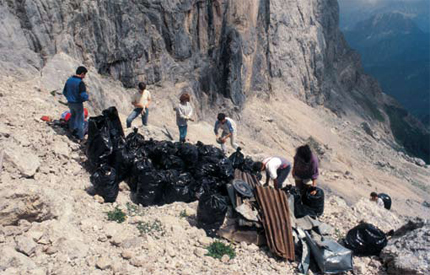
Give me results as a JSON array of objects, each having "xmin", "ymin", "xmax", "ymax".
[{"xmin": 0, "ymin": 0, "xmax": 428, "ymax": 161}]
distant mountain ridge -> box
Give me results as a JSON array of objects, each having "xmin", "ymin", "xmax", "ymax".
[{"xmin": 343, "ymin": 9, "xmax": 430, "ymax": 130}]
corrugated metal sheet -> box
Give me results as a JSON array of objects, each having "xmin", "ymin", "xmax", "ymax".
[{"xmin": 255, "ymin": 185, "xmax": 295, "ymax": 261}]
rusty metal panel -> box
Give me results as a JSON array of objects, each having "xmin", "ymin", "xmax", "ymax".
[{"xmin": 255, "ymin": 185, "xmax": 295, "ymax": 260}]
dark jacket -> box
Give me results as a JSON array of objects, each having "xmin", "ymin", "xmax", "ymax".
[{"xmin": 63, "ymin": 76, "xmax": 89, "ymax": 103}]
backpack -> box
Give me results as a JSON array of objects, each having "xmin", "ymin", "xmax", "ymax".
[{"xmin": 378, "ymin": 193, "xmax": 391, "ymax": 210}]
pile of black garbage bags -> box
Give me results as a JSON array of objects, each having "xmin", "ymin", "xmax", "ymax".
[{"xmin": 86, "ymin": 107, "xmax": 261, "ymax": 215}]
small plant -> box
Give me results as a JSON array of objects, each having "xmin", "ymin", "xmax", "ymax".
[
  {"xmin": 106, "ymin": 206, "xmax": 127, "ymax": 223},
  {"xmin": 126, "ymin": 202, "xmax": 144, "ymax": 216},
  {"xmin": 334, "ymin": 228, "xmax": 343, "ymax": 241},
  {"xmin": 136, "ymin": 219, "xmax": 165, "ymax": 239},
  {"xmin": 206, "ymin": 241, "xmax": 236, "ymax": 260},
  {"xmin": 179, "ymin": 210, "xmax": 188, "ymax": 218}
]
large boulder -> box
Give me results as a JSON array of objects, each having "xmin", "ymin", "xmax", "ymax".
[
  {"xmin": 381, "ymin": 219, "xmax": 429, "ymax": 274},
  {"xmin": 0, "ymin": 182, "xmax": 57, "ymax": 226}
]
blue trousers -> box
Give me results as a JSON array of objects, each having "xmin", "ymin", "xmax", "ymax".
[
  {"xmin": 68, "ymin": 102, "xmax": 85, "ymax": 139},
  {"xmin": 178, "ymin": 125, "xmax": 187, "ymax": 142},
  {"xmin": 276, "ymin": 165, "xmax": 292, "ymax": 189},
  {"xmin": 126, "ymin": 108, "xmax": 148, "ymax": 128}
]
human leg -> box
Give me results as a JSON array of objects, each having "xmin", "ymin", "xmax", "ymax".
[
  {"xmin": 68, "ymin": 103, "xmax": 77, "ymax": 133},
  {"xmin": 126, "ymin": 108, "xmax": 142, "ymax": 128},
  {"xmin": 141, "ymin": 107, "xmax": 149, "ymax": 126},
  {"xmin": 220, "ymin": 131, "xmax": 228, "ymax": 153},
  {"xmin": 276, "ymin": 165, "xmax": 291, "ymax": 189},
  {"xmin": 230, "ymin": 133, "xmax": 239, "ymax": 150},
  {"xmin": 70, "ymin": 103, "xmax": 84, "ymax": 139},
  {"xmin": 179, "ymin": 125, "xmax": 187, "ymax": 142}
]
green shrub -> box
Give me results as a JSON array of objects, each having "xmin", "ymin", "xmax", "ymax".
[
  {"xmin": 107, "ymin": 206, "xmax": 127, "ymax": 223},
  {"xmin": 206, "ymin": 241, "xmax": 236, "ymax": 260}
]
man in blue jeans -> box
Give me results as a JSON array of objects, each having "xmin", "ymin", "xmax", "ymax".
[
  {"xmin": 63, "ymin": 66, "xmax": 89, "ymax": 141},
  {"xmin": 126, "ymin": 82, "xmax": 151, "ymax": 128}
]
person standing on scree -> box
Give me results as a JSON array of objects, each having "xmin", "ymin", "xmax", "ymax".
[
  {"xmin": 126, "ymin": 82, "xmax": 151, "ymax": 128},
  {"xmin": 62, "ymin": 66, "xmax": 89, "ymax": 141},
  {"xmin": 292, "ymin": 144, "xmax": 319, "ymax": 195},
  {"xmin": 214, "ymin": 113, "xmax": 239, "ymax": 153},
  {"xmin": 174, "ymin": 92, "xmax": 194, "ymax": 143}
]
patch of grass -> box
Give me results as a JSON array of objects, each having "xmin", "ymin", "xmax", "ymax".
[
  {"xmin": 179, "ymin": 210, "xmax": 188, "ymax": 218},
  {"xmin": 136, "ymin": 219, "xmax": 165, "ymax": 239},
  {"xmin": 206, "ymin": 241, "xmax": 236, "ymax": 260},
  {"xmin": 334, "ymin": 228, "xmax": 343, "ymax": 241},
  {"xmin": 107, "ymin": 206, "xmax": 127, "ymax": 223},
  {"xmin": 126, "ymin": 202, "xmax": 144, "ymax": 217}
]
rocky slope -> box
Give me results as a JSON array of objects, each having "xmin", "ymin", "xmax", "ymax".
[
  {"xmin": 0, "ymin": 0, "xmax": 429, "ymax": 163},
  {"xmin": 1, "ymin": 0, "xmax": 430, "ymax": 274}
]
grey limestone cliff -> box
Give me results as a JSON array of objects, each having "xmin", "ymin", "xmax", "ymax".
[{"xmin": 0, "ymin": 0, "xmax": 428, "ymax": 161}]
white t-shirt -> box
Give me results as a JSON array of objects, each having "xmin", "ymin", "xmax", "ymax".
[
  {"xmin": 377, "ymin": 198, "xmax": 385, "ymax": 208},
  {"xmin": 132, "ymin": 89, "xmax": 151, "ymax": 108},
  {"xmin": 263, "ymin": 157, "xmax": 291, "ymax": 179}
]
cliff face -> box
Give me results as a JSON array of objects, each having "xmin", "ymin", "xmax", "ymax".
[
  {"xmin": 0, "ymin": 0, "xmax": 428, "ymax": 160},
  {"xmin": 0, "ymin": 0, "xmax": 370, "ymax": 108}
]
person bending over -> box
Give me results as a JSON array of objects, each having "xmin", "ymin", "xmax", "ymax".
[
  {"xmin": 214, "ymin": 113, "xmax": 239, "ymax": 153},
  {"xmin": 254, "ymin": 157, "xmax": 292, "ymax": 189},
  {"xmin": 126, "ymin": 82, "xmax": 151, "ymax": 128}
]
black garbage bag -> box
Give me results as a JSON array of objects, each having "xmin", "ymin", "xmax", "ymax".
[
  {"xmin": 87, "ymin": 116, "xmax": 113, "ymax": 166},
  {"xmin": 127, "ymin": 158, "xmax": 153, "ymax": 192},
  {"xmin": 218, "ymin": 158, "xmax": 234, "ymax": 180},
  {"xmin": 302, "ymin": 187, "xmax": 324, "ymax": 216},
  {"xmin": 102, "ymin": 106, "xmax": 124, "ymax": 149},
  {"xmin": 294, "ymin": 187, "xmax": 324, "ymax": 218},
  {"xmin": 228, "ymin": 147, "xmax": 245, "ymax": 169},
  {"xmin": 159, "ymin": 154, "xmax": 185, "ymax": 171},
  {"xmin": 193, "ymin": 162, "xmax": 218, "ymax": 179},
  {"xmin": 344, "ymin": 223, "xmax": 388, "ymax": 256},
  {"xmin": 87, "ymin": 107, "xmax": 125, "ymax": 167},
  {"xmin": 197, "ymin": 141, "xmax": 224, "ymax": 159},
  {"xmin": 136, "ymin": 170, "xmax": 166, "ymax": 206},
  {"xmin": 163, "ymin": 172, "xmax": 197, "ymax": 204},
  {"xmin": 378, "ymin": 193, "xmax": 392, "ymax": 210},
  {"xmin": 113, "ymin": 145, "xmax": 134, "ymax": 182},
  {"xmin": 125, "ymin": 128, "xmax": 145, "ymax": 150},
  {"xmin": 90, "ymin": 164, "xmax": 119, "ymax": 203},
  {"xmin": 197, "ymin": 192, "xmax": 228, "ymax": 229},
  {"xmin": 177, "ymin": 143, "xmax": 199, "ymax": 167}
]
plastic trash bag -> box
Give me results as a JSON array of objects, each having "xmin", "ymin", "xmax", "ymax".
[
  {"xmin": 228, "ymin": 147, "xmax": 245, "ymax": 169},
  {"xmin": 197, "ymin": 193, "xmax": 228, "ymax": 229},
  {"xmin": 163, "ymin": 172, "xmax": 196, "ymax": 204},
  {"xmin": 159, "ymin": 154, "xmax": 185, "ymax": 171},
  {"xmin": 90, "ymin": 164, "xmax": 119, "ymax": 203},
  {"xmin": 177, "ymin": 143, "xmax": 199, "ymax": 167},
  {"xmin": 127, "ymin": 158, "xmax": 153, "ymax": 192},
  {"xmin": 136, "ymin": 170, "xmax": 166, "ymax": 206},
  {"xmin": 197, "ymin": 141, "xmax": 224, "ymax": 159},
  {"xmin": 125, "ymin": 128, "xmax": 145, "ymax": 150},
  {"xmin": 344, "ymin": 223, "xmax": 388, "ymax": 256},
  {"xmin": 305, "ymin": 231, "xmax": 353, "ymax": 274},
  {"xmin": 218, "ymin": 158, "xmax": 234, "ymax": 180},
  {"xmin": 294, "ymin": 187, "xmax": 324, "ymax": 218},
  {"xmin": 87, "ymin": 116, "xmax": 113, "ymax": 166},
  {"xmin": 302, "ymin": 187, "xmax": 324, "ymax": 216},
  {"xmin": 378, "ymin": 193, "xmax": 392, "ymax": 210},
  {"xmin": 87, "ymin": 107, "xmax": 125, "ymax": 167},
  {"xmin": 193, "ymin": 162, "xmax": 218, "ymax": 179}
]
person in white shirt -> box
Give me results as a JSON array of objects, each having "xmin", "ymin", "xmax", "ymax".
[
  {"xmin": 214, "ymin": 113, "xmax": 239, "ymax": 153},
  {"xmin": 126, "ymin": 82, "xmax": 151, "ymax": 127},
  {"xmin": 253, "ymin": 157, "xmax": 292, "ymax": 189},
  {"xmin": 174, "ymin": 93, "xmax": 194, "ymax": 142},
  {"xmin": 370, "ymin": 192, "xmax": 385, "ymax": 208}
]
